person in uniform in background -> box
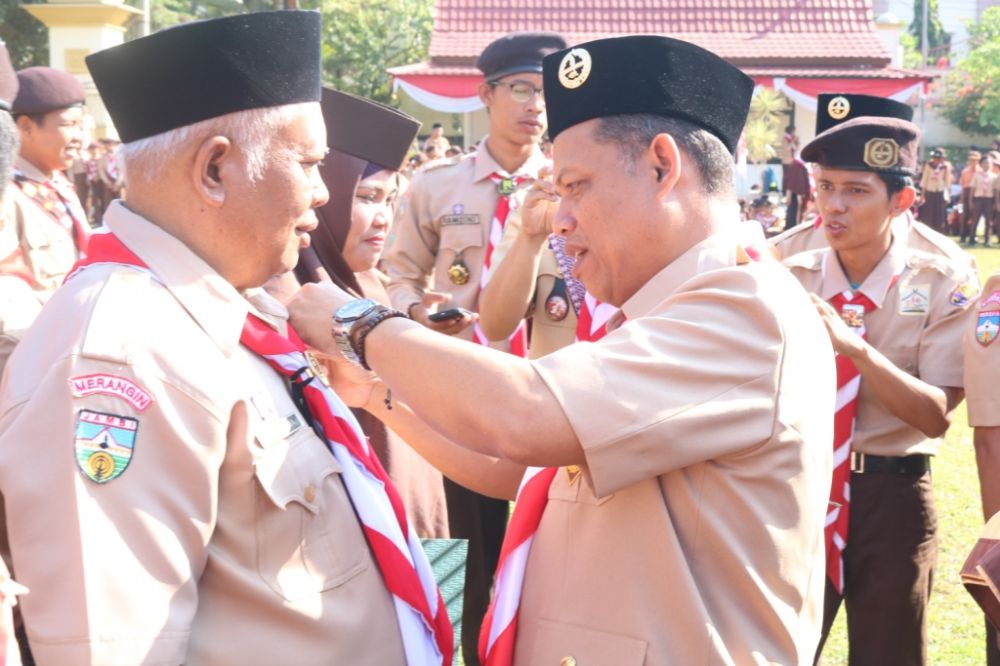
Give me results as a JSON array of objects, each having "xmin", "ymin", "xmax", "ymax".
[
  {"xmin": 422, "ymin": 122, "xmax": 450, "ymax": 159},
  {"xmin": 382, "ymin": 31, "xmax": 565, "ymax": 665},
  {"xmin": 969, "ymin": 153, "xmax": 996, "ymax": 246},
  {"xmin": 772, "ymin": 93, "xmax": 973, "ymax": 270},
  {"xmin": 290, "ymin": 34, "xmax": 834, "ymax": 665},
  {"xmin": 966, "ymin": 264, "xmax": 1000, "ymax": 666},
  {"xmin": 0, "ymin": 13, "xmax": 452, "ymax": 665},
  {"xmin": 0, "ymin": 67, "xmax": 89, "ymax": 377},
  {"xmin": 785, "ymin": 116, "xmax": 978, "ymax": 665},
  {"xmin": 269, "ymin": 86, "xmax": 450, "ymax": 539},
  {"xmin": 920, "ymin": 147, "xmax": 952, "ymax": 232},
  {"xmin": 94, "ymin": 137, "xmax": 124, "ymax": 222},
  {"xmin": 959, "ymin": 150, "xmax": 981, "ymax": 239}
]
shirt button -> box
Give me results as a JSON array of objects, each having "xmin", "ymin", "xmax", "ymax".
[
  {"xmin": 304, "ymin": 484, "xmax": 317, "ymax": 503},
  {"xmin": 559, "ymin": 657, "xmax": 577, "ymax": 666}
]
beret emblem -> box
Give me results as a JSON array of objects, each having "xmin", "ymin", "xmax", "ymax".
[
  {"xmin": 558, "ymin": 48, "xmax": 592, "ymax": 89},
  {"xmin": 863, "ymin": 137, "xmax": 900, "ymax": 169},
  {"xmin": 828, "ymin": 96, "xmax": 851, "ymax": 120}
]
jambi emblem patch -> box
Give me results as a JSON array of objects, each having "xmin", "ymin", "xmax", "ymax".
[
  {"xmin": 977, "ymin": 310, "xmax": 999, "ymax": 347},
  {"xmin": 74, "ymin": 410, "xmax": 138, "ymax": 483}
]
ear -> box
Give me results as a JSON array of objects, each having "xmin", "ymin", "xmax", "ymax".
[
  {"xmin": 14, "ymin": 114, "xmax": 35, "ymax": 136},
  {"xmin": 478, "ymin": 81, "xmax": 495, "ymax": 107},
  {"xmin": 191, "ymin": 135, "xmax": 233, "ymax": 207},
  {"xmin": 647, "ymin": 133, "xmax": 682, "ymax": 200},
  {"xmin": 891, "ymin": 185, "xmax": 917, "ymax": 216}
]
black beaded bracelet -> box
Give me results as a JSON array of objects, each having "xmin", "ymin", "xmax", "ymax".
[{"xmin": 350, "ymin": 308, "xmax": 408, "ymax": 370}]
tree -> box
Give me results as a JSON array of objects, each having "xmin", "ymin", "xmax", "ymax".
[
  {"xmin": 319, "ymin": 0, "xmax": 433, "ymax": 104},
  {"xmin": 1, "ymin": 0, "xmax": 48, "ymax": 69},
  {"xmin": 909, "ymin": 0, "xmax": 951, "ymax": 66},
  {"xmin": 939, "ymin": 7, "xmax": 1000, "ymax": 136}
]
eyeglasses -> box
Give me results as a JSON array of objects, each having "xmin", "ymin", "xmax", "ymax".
[{"xmin": 490, "ymin": 81, "xmax": 544, "ymax": 103}]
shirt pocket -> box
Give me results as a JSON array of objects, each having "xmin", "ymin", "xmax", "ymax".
[
  {"xmin": 21, "ymin": 218, "xmax": 75, "ymax": 282},
  {"xmin": 438, "ymin": 223, "xmax": 483, "ymax": 259},
  {"xmin": 253, "ymin": 427, "xmax": 369, "ymax": 602},
  {"xmin": 528, "ymin": 618, "xmax": 648, "ymax": 665}
]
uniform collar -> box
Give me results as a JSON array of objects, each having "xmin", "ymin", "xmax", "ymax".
[
  {"xmin": 104, "ymin": 201, "xmax": 288, "ymax": 357},
  {"xmin": 621, "ymin": 221, "xmax": 752, "ymax": 320},
  {"xmin": 819, "ymin": 232, "xmax": 907, "ymax": 308},
  {"xmin": 14, "ymin": 156, "xmax": 53, "ymax": 183},
  {"xmin": 472, "ymin": 136, "xmax": 547, "ymax": 183}
]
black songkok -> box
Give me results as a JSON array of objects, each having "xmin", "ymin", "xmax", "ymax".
[
  {"xmin": 542, "ymin": 35, "xmax": 754, "ymax": 154},
  {"xmin": 815, "ymin": 93, "xmax": 914, "ymax": 135},
  {"xmin": 86, "ymin": 11, "xmax": 321, "ymax": 142}
]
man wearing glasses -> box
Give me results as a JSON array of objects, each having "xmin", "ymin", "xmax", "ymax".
[{"xmin": 383, "ymin": 30, "xmax": 565, "ymax": 666}]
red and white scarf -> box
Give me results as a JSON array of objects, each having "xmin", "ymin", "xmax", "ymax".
[
  {"xmin": 69, "ymin": 231, "xmax": 453, "ymax": 665},
  {"xmin": 13, "ymin": 168, "xmax": 90, "ymax": 256},
  {"xmin": 472, "ymin": 172, "xmax": 529, "ymax": 357}
]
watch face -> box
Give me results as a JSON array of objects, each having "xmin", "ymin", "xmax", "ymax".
[{"xmin": 336, "ymin": 298, "xmax": 378, "ymax": 323}]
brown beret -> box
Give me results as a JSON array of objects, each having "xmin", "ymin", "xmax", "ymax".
[
  {"xmin": 801, "ymin": 116, "xmax": 920, "ymax": 177},
  {"xmin": 12, "ymin": 67, "xmax": 85, "ymax": 115},
  {"xmin": 0, "ymin": 43, "xmax": 16, "ymax": 112}
]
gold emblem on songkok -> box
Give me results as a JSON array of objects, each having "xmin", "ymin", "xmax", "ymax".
[
  {"xmin": 558, "ymin": 48, "xmax": 592, "ymax": 89},
  {"xmin": 828, "ymin": 96, "xmax": 851, "ymax": 120}
]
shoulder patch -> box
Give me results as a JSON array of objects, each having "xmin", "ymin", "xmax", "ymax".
[
  {"xmin": 949, "ymin": 280, "xmax": 980, "ymax": 308},
  {"xmin": 74, "ymin": 409, "xmax": 137, "ymax": 483}
]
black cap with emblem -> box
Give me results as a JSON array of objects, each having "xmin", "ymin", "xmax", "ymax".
[
  {"xmin": 86, "ymin": 11, "xmax": 321, "ymax": 143},
  {"xmin": 541, "ymin": 35, "xmax": 754, "ymax": 154},
  {"xmin": 815, "ymin": 93, "xmax": 914, "ymax": 135},
  {"xmin": 801, "ymin": 116, "xmax": 920, "ymax": 176},
  {"xmin": 477, "ymin": 32, "xmax": 568, "ymax": 82}
]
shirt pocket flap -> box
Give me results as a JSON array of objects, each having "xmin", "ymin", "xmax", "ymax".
[
  {"xmin": 440, "ymin": 223, "xmax": 483, "ymax": 251},
  {"xmin": 254, "ymin": 428, "xmax": 342, "ymax": 514},
  {"xmin": 530, "ymin": 618, "xmax": 648, "ymax": 665}
]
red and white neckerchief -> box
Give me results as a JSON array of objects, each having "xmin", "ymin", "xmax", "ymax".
[
  {"xmin": 68, "ymin": 231, "xmax": 453, "ymax": 666},
  {"xmin": 480, "ymin": 237, "xmax": 770, "ymax": 666},
  {"xmin": 471, "ymin": 172, "xmax": 530, "ymax": 357},
  {"xmin": 13, "ymin": 168, "xmax": 90, "ymax": 256},
  {"xmin": 823, "ymin": 257, "xmax": 902, "ymax": 594}
]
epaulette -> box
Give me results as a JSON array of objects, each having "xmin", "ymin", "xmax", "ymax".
[
  {"xmin": 419, "ymin": 153, "xmax": 466, "ymax": 174},
  {"xmin": 909, "ymin": 221, "xmax": 977, "ymax": 268},
  {"xmin": 905, "ymin": 250, "xmax": 969, "ymax": 280},
  {"xmin": 79, "ymin": 268, "xmax": 154, "ymax": 363},
  {"xmin": 770, "ymin": 221, "xmax": 814, "ymax": 246},
  {"xmin": 782, "ymin": 248, "xmax": 824, "ymax": 271}
]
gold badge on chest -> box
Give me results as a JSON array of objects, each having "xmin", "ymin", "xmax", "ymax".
[{"xmin": 448, "ymin": 252, "xmax": 470, "ymax": 285}]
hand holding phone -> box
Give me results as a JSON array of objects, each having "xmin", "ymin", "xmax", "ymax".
[{"xmin": 427, "ymin": 307, "xmax": 472, "ymax": 322}]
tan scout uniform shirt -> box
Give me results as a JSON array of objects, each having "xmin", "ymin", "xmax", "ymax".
[
  {"xmin": 965, "ymin": 271, "xmax": 1000, "ymax": 427},
  {"xmin": 0, "ymin": 202, "xmax": 405, "ymax": 665},
  {"xmin": 520, "ymin": 227, "xmax": 833, "ymax": 665},
  {"xmin": 772, "ymin": 215, "xmax": 976, "ymax": 269},
  {"xmin": 488, "ymin": 208, "xmax": 577, "ymax": 359},
  {"xmin": 384, "ymin": 138, "xmax": 548, "ymax": 345},
  {"xmin": 786, "ymin": 236, "xmax": 976, "ymax": 457}
]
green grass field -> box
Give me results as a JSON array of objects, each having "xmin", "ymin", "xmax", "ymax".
[{"xmin": 819, "ymin": 244, "xmax": 1000, "ymax": 665}]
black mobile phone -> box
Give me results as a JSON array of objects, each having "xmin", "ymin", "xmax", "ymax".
[{"xmin": 428, "ymin": 307, "xmax": 470, "ymax": 322}]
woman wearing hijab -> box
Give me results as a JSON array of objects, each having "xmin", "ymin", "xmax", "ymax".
[{"xmin": 293, "ymin": 88, "xmax": 450, "ymax": 538}]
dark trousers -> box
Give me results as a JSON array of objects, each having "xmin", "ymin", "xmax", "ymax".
[
  {"xmin": 921, "ymin": 192, "xmax": 947, "ymax": 232},
  {"xmin": 816, "ymin": 470, "xmax": 937, "ymax": 666},
  {"xmin": 444, "ymin": 478, "xmax": 508, "ymax": 666},
  {"xmin": 968, "ymin": 197, "xmax": 996, "ymax": 244}
]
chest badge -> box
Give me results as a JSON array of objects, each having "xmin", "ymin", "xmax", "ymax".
[
  {"xmin": 448, "ymin": 252, "xmax": 470, "ymax": 285},
  {"xmin": 74, "ymin": 409, "xmax": 138, "ymax": 484},
  {"xmin": 544, "ymin": 277, "xmax": 570, "ymax": 322},
  {"xmin": 840, "ymin": 303, "xmax": 866, "ymax": 329},
  {"xmin": 899, "ymin": 284, "xmax": 930, "ymax": 315}
]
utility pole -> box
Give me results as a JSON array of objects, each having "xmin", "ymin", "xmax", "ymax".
[{"xmin": 921, "ymin": 0, "xmax": 929, "ymax": 129}]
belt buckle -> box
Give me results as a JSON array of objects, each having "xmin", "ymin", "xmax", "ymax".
[{"xmin": 850, "ymin": 451, "xmax": 864, "ymax": 473}]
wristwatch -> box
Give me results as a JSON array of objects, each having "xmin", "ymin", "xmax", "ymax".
[
  {"xmin": 331, "ymin": 298, "xmax": 408, "ymax": 369},
  {"xmin": 332, "ymin": 298, "xmax": 379, "ymax": 366}
]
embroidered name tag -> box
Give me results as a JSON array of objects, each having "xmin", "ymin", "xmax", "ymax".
[
  {"xmin": 441, "ymin": 214, "xmax": 480, "ymax": 226},
  {"xmin": 68, "ymin": 373, "xmax": 154, "ymax": 412}
]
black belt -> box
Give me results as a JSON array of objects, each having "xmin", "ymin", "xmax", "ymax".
[{"xmin": 850, "ymin": 452, "xmax": 930, "ymax": 475}]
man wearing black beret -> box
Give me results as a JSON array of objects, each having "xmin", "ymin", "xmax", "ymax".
[
  {"xmin": 383, "ymin": 30, "xmax": 564, "ymax": 665},
  {"xmin": 0, "ymin": 12, "xmax": 453, "ymax": 665},
  {"xmin": 0, "ymin": 66, "xmax": 89, "ymax": 378},
  {"xmin": 772, "ymin": 93, "xmax": 973, "ymax": 270},
  {"xmin": 785, "ymin": 115, "xmax": 978, "ymax": 665},
  {"xmin": 291, "ymin": 34, "xmax": 833, "ymax": 664}
]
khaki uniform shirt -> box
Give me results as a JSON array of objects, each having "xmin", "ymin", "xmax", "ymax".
[
  {"xmin": 786, "ymin": 236, "xmax": 977, "ymax": 457},
  {"xmin": 965, "ymin": 271, "xmax": 1000, "ymax": 427},
  {"xmin": 772, "ymin": 215, "xmax": 976, "ymax": 269},
  {"xmin": 921, "ymin": 161, "xmax": 951, "ymax": 193},
  {"xmin": 0, "ymin": 202, "xmax": 405, "ymax": 665},
  {"xmin": 521, "ymin": 227, "xmax": 833, "ymax": 665},
  {"xmin": 384, "ymin": 138, "xmax": 548, "ymax": 345},
  {"xmin": 489, "ymin": 208, "xmax": 577, "ymax": 359}
]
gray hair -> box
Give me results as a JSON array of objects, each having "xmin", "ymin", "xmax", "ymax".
[
  {"xmin": 592, "ymin": 114, "xmax": 735, "ymax": 196},
  {"xmin": 120, "ymin": 103, "xmax": 307, "ymax": 184}
]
